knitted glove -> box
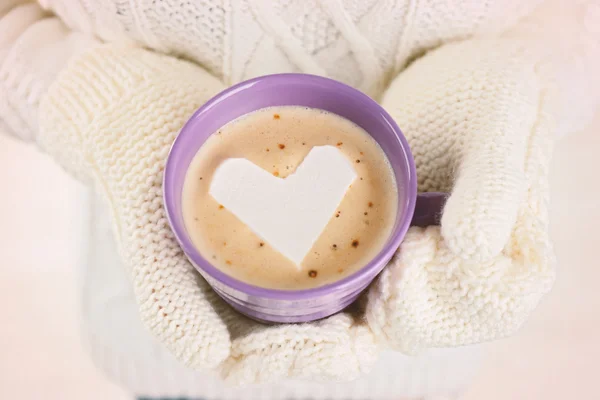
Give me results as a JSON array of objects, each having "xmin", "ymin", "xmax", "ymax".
[
  {"xmin": 39, "ymin": 45, "xmax": 379, "ymax": 383},
  {"xmin": 0, "ymin": 3, "xmax": 378, "ymax": 383},
  {"xmin": 369, "ymin": 38, "xmax": 557, "ymax": 353},
  {"xmin": 367, "ymin": 0, "xmax": 599, "ymax": 353}
]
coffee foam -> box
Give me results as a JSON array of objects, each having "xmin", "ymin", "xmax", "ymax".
[{"xmin": 210, "ymin": 146, "xmax": 357, "ymax": 266}]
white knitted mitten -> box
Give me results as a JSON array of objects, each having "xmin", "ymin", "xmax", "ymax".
[
  {"xmin": 367, "ymin": 0, "xmax": 599, "ymax": 353},
  {"xmin": 368, "ymin": 38, "xmax": 557, "ymax": 353},
  {"xmin": 39, "ymin": 44, "xmax": 379, "ymax": 383}
]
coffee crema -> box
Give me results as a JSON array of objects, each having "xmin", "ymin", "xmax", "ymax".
[{"xmin": 182, "ymin": 106, "xmax": 398, "ymax": 289}]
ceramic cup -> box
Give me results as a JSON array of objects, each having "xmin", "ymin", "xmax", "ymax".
[{"xmin": 164, "ymin": 74, "xmax": 445, "ymax": 323}]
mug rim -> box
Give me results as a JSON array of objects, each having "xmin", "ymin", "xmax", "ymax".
[{"xmin": 164, "ymin": 73, "xmax": 417, "ymax": 300}]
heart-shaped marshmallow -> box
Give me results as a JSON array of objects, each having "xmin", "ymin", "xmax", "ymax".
[{"xmin": 209, "ymin": 145, "xmax": 357, "ymax": 267}]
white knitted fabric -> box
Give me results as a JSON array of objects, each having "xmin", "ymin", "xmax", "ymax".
[
  {"xmin": 0, "ymin": 0, "xmax": 95, "ymax": 143},
  {"xmin": 81, "ymin": 188, "xmax": 483, "ymax": 399},
  {"xmin": 1, "ymin": 0, "xmax": 600, "ymax": 397},
  {"xmin": 371, "ymin": 39, "xmax": 556, "ymax": 352},
  {"xmin": 38, "ymin": 0, "xmax": 541, "ymax": 96},
  {"xmin": 367, "ymin": 2, "xmax": 600, "ymax": 354},
  {"xmin": 38, "ymin": 44, "xmax": 382, "ymax": 382}
]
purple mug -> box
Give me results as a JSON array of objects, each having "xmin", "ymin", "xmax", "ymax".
[{"xmin": 164, "ymin": 74, "xmax": 445, "ymax": 323}]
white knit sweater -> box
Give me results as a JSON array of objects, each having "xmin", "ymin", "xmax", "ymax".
[{"xmin": 1, "ymin": 0, "xmax": 599, "ymax": 399}]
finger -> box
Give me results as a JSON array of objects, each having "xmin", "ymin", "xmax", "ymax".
[
  {"xmin": 438, "ymin": 42, "xmax": 541, "ymax": 261},
  {"xmin": 441, "ymin": 124, "xmax": 528, "ymax": 261}
]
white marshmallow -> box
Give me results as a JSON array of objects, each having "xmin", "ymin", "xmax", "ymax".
[{"xmin": 209, "ymin": 145, "xmax": 357, "ymax": 267}]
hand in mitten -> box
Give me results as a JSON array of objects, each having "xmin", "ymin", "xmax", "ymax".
[
  {"xmin": 367, "ymin": 0, "xmax": 599, "ymax": 353},
  {"xmin": 38, "ymin": 44, "xmax": 379, "ymax": 383},
  {"xmin": 1, "ymin": 4, "xmax": 380, "ymax": 381}
]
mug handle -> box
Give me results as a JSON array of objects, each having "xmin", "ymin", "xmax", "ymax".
[{"xmin": 411, "ymin": 192, "xmax": 448, "ymax": 227}]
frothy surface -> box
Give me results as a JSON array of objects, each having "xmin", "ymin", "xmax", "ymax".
[{"xmin": 182, "ymin": 106, "xmax": 398, "ymax": 289}]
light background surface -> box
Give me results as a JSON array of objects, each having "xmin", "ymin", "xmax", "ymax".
[{"xmin": 1, "ymin": 112, "xmax": 599, "ymax": 399}]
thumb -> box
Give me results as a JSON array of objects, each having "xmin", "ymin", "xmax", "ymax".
[{"xmin": 441, "ymin": 117, "xmax": 529, "ymax": 262}]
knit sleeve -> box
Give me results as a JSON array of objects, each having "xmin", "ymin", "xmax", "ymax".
[{"xmin": 0, "ymin": 0, "xmax": 98, "ymax": 142}]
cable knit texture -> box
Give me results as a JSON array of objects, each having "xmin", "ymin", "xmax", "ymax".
[
  {"xmin": 38, "ymin": 0, "xmax": 541, "ymax": 96},
  {"xmin": 1, "ymin": 0, "xmax": 599, "ymax": 397}
]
